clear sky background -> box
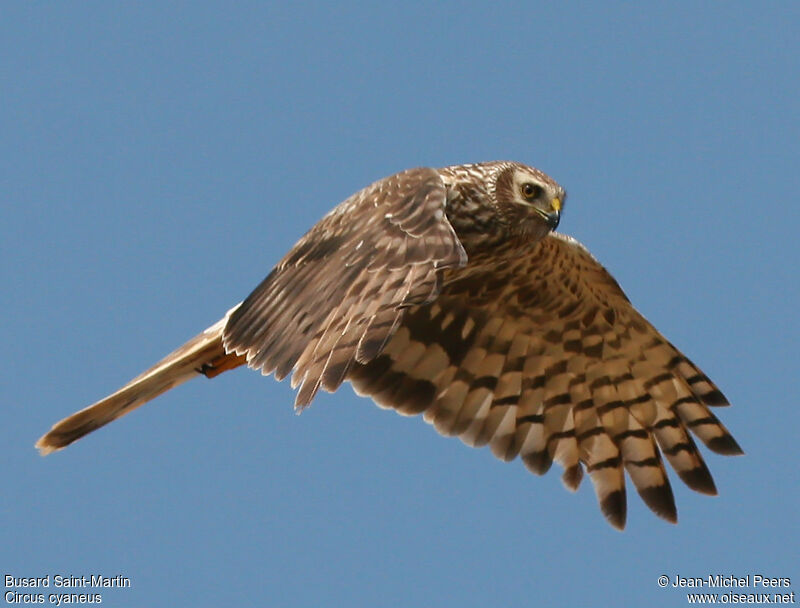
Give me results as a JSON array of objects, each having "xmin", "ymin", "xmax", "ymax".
[{"xmin": 2, "ymin": 3, "xmax": 798, "ymax": 607}]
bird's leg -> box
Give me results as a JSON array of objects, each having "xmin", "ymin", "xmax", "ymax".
[{"xmin": 198, "ymin": 353, "xmax": 247, "ymax": 378}]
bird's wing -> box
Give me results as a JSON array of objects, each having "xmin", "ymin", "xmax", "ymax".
[
  {"xmin": 223, "ymin": 167, "xmax": 467, "ymax": 407},
  {"xmin": 347, "ymin": 232, "xmax": 742, "ymax": 529}
]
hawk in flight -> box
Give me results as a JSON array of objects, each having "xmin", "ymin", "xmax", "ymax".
[{"xmin": 37, "ymin": 161, "xmax": 742, "ymax": 528}]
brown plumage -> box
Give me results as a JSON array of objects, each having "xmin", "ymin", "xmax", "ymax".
[{"xmin": 36, "ymin": 161, "xmax": 742, "ymax": 529}]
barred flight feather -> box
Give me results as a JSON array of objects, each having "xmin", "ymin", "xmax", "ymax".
[{"xmin": 348, "ymin": 233, "xmax": 742, "ymax": 529}]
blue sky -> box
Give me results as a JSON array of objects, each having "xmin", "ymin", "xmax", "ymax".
[{"xmin": 2, "ymin": 2, "xmax": 798, "ymax": 606}]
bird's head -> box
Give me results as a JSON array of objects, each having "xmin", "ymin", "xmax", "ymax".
[{"xmin": 493, "ymin": 163, "xmax": 565, "ymax": 240}]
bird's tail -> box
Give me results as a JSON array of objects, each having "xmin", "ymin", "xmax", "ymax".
[{"xmin": 36, "ymin": 306, "xmax": 246, "ymax": 455}]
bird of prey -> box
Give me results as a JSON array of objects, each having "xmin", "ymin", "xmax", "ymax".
[{"xmin": 36, "ymin": 161, "xmax": 742, "ymax": 529}]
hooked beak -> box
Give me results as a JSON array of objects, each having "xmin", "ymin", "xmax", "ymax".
[{"xmin": 535, "ymin": 196, "xmax": 561, "ymax": 230}]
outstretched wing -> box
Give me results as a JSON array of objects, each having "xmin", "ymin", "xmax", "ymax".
[
  {"xmin": 347, "ymin": 232, "xmax": 742, "ymax": 529},
  {"xmin": 223, "ymin": 167, "xmax": 467, "ymax": 406}
]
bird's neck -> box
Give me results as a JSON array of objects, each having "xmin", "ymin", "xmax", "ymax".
[{"xmin": 445, "ymin": 186, "xmax": 511, "ymax": 255}]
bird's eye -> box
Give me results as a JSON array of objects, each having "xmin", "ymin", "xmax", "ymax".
[{"xmin": 521, "ymin": 183, "xmax": 543, "ymax": 201}]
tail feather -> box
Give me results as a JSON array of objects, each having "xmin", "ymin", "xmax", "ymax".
[{"xmin": 36, "ymin": 308, "xmax": 245, "ymax": 455}]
